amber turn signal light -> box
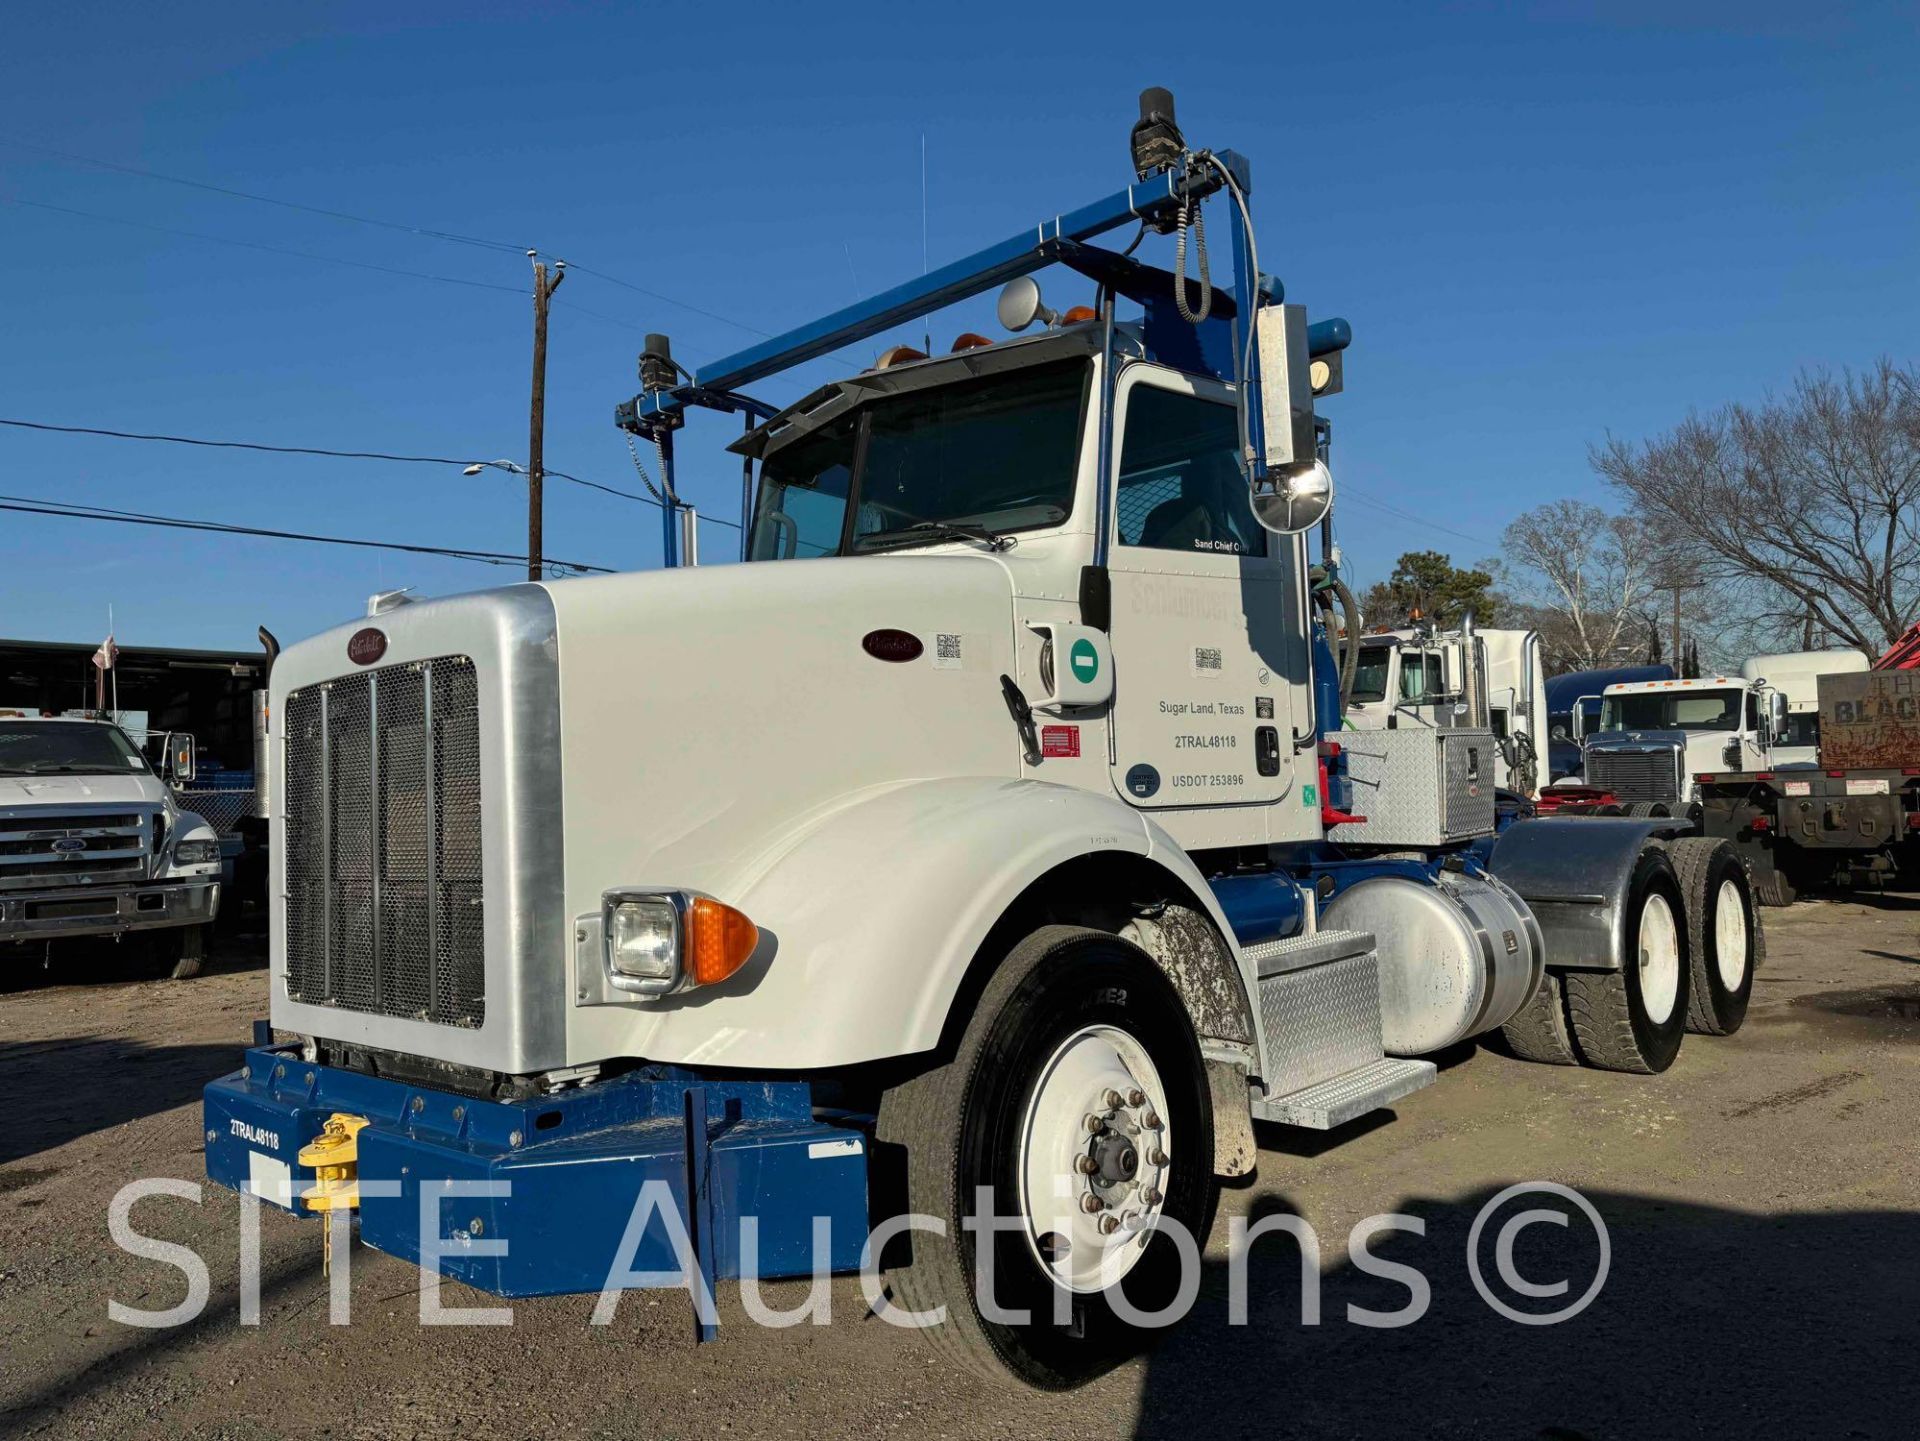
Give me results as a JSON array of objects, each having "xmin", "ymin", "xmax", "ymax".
[{"xmin": 687, "ymin": 897, "xmax": 759, "ymax": 987}]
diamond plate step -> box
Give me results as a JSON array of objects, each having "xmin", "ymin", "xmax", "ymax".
[{"xmin": 1251, "ymin": 1056, "xmax": 1437, "ymax": 1130}]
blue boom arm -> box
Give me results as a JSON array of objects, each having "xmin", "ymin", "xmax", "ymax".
[
  {"xmin": 613, "ymin": 146, "xmax": 1352, "ymax": 564},
  {"xmin": 618, "ymin": 160, "xmax": 1225, "ymax": 430}
]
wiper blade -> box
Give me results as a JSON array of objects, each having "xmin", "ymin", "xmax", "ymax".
[{"xmin": 859, "ymin": 521, "xmax": 1012, "ymax": 553}]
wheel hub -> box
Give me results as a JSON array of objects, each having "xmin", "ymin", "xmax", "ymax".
[
  {"xmin": 1017, "ymin": 1025, "xmax": 1172, "ymax": 1294},
  {"xmin": 1091, "ymin": 1131, "xmax": 1139, "ymax": 1185}
]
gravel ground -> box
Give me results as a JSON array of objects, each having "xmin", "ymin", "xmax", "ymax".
[{"xmin": 2, "ymin": 894, "xmax": 1917, "ymax": 1440}]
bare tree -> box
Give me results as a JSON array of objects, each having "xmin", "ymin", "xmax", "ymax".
[
  {"xmin": 1592, "ymin": 360, "xmax": 1920, "ymax": 656},
  {"xmin": 1500, "ymin": 500, "xmax": 1657, "ymax": 671}
]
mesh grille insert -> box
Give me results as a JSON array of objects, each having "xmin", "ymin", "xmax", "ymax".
[
  {"xmin": 1587, "ymin": 749, "xmax": 1679, "ymax": 806},
  {"xmin": 283, "ymin": 655, "xmax": 485, "ymax": 1028}
]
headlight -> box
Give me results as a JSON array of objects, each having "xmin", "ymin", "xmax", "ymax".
[
  {"xmin": 173, "ymin": 838, "xmax": 220, "ymax": 866},
  {"xmin": 605, "ymin": 893, "xmax": 682, "ymax": 994},
  {"xmin": 600, "ymin": 890, "xmax": 760, "ymax": 999}
]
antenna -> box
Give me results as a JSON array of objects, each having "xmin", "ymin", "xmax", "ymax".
[{"xmin": 920, "ymin": 133, "xmax": 929, "ymax": 354}]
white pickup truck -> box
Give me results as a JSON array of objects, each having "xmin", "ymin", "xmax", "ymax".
[{"xmin": 0, "ymin": 716, "xmax": 224, "ymax": 977}]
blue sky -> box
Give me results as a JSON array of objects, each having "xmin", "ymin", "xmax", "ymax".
[{"xmin": 1, "ymin": 1, "xmax": 1914, "ymax": 650}]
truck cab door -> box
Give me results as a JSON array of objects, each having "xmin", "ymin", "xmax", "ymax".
[{"xmin": 1103, "ymin": 366, "xmax": 1305, "ymax": 814}]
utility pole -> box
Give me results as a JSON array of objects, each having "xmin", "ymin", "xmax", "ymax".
[{"xmin": 527, "ymin": 252, "xmax": 565, "ymax": 581}]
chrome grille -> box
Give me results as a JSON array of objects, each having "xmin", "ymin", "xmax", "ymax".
[
  {"xmin": 0, "ymin": 810, "xmax": 153, "ymax": 891},
  {"xmin": 283, "ymin": 656, "xmax": 485, "ymax": 1028},
  {"xmin": 1587, "ymin": 748, "xmax": 1679, "ymax": 806}
]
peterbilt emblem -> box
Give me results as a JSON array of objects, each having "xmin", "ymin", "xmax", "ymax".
[
  {"xmin": 51, "ymin": 837, "xmax": 86, "ymax": 854},
  {"xmin": 860, "ymin": 629, "xmax": 923, "ymax": 663},
  {"xmin": 347, "ymin": 628, "xmax": 388, "ymax": 666}
]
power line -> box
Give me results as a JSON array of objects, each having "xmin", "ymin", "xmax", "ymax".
[
  {"xmin": 3, "ymin": 137, "xmax": 768, "ymax": 336},
  {"xmin": 0, "ymin": 492, "xmax": 615, "ymax": 574},
  {"xmin": 0, "ymin": 416, "xmax": 654, "ymax": 506},
  {"xmin": 1, "ymin": 137, "xmax": 528, "ymax": 254},
  {"xmin": 0, "ymin": 415, "xmax": 745, "ymax": 534},
  {"xmin": 1340, "ymin": 485, "xmax": 1499, "ymax": 550},
  {"xmin": 2, "ymin": 197, "xmax": 645, "ymax": 333},
  {"xmin": 559, "ymin": 261, "xmax": 772, "ymax": 338}
]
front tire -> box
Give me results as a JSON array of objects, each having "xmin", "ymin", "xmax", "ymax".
[
  {"xmin": 1668, "ymin": 837, "xmax": 1758, "ymax": 1036},
  {"xmin": 144, "ymin": 924, "xmax": 207, "ymax": 979},
  {"xmin": 1564, "ymin": 846, "xmax": 1690, "ymax": 1073},
  {"xmin": 875, "ymin": 926, "xmax": 1215, "ymax": 1389},
  {"xmin": 1752, "ymin": 862, "xmax": 1798, "ymax": 908}
]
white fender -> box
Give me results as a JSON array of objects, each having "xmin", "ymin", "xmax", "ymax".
[{"xmin": 608, "ymin": 776, "xmax": 1252, "ymax": 1070}]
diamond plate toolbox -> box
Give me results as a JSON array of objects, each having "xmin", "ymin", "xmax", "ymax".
[{"xmin": 1336, "ymin": 726, "xmax": 1497, "ymax": 847}]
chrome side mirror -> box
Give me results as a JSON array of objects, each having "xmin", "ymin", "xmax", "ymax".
[{"xmin": 1251, "ymin": 459, "xmax": 1334, "ymax": 535}]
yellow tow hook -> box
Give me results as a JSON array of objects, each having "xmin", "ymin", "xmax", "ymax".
[{"xmin": 298, "ymin": 1113, "xmax": 370, "ymax": 1276}]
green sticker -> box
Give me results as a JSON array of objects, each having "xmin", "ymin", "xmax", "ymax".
[
  {"xmin": 1303, "ymin": 784, "xmax": 1319, "ymax": 807},
  {"xmin": 1069, "ymin": 638, "xmax": 1100, "ymax": 684}
]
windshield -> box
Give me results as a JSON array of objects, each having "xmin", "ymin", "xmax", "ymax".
[
  {"xmin": 1350, "ymin": 646, "xmax": 1446, "ymax": 706},
  {"xmin": 1351, "ymin": 646, "xmax": 1392, "ymax": 704},
  {"xmin": 748, "ymin": 356, "xmax": 1088, "ymax": 560},
  {"xmin": 0, "ymin": 721, "xmax": 150, "ymax": 776},
  {"xmin": 1599, "ymin": 690, "xmax": 1740, "ymax": 732}
]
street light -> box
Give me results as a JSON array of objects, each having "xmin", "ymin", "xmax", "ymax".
[{"xmin": 462, "ymin": 459, "xmax": 525, "ymax": 478}]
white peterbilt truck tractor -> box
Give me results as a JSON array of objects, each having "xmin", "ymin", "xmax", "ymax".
[{"xmin": 203, "ymin": 92, "xmax": 1761, "ymax": 1389}]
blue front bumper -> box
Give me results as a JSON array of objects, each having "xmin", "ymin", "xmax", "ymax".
[{"xmin": 204, "ymin": 1047, "xmax": 870, "ymax": 1298}]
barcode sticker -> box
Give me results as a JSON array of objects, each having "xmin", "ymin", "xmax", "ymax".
[
  {"xmin": 1192, "ymin": 646, "xmax": 1223, "ymax": 678},
  {"xmin": 933, "ymin": 633, "xmax": 963, "ymax": 670}
]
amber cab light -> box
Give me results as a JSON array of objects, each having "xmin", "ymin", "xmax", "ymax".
[{"xmin": 687, "ymin": 897, "xmax": 759, "ymax": 987}]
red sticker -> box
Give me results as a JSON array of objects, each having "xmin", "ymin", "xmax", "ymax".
[{"xmin": 1040, "ymin": 725, "xmax": 1081, "ymax": 758}]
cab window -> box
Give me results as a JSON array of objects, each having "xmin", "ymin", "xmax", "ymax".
[
  {"xmin": 749, "ymin": 418, "xmax": 854, "ymax": 560},
  {"xmin": 1116, "ymin": 386, "xmax": 1266, "ymax": 557},
  {"xmin": 1400, "ymin": 653, "xmax": 1445, "ymax": 702}
]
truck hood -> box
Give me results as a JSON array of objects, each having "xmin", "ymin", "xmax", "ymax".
[
  {"xmin": 0, "ymin": 772, "xmax": 162, "ymax": 809},
  {"xmin": 1585, "ymin": 729, "xmax": 1687, "ymax": 754}
]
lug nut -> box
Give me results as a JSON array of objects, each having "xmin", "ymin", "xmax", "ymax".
[
  {"xmin": 1143, "ymin": 1187, "xmax": 1164, "ymax": 1207},
  {"xmin": 1127, "ymin": 1088, "xmax": 1146, "ymax": 1107},
  {"xmin": 1083, "ymin": 1113, "xmax": 1104, "ymax": 1134},
  {"xmin": 1075, "ymin": 1155, "xmax": 1099, "ymax": 1175},
  {"xmin": 1098, "ymin": 1214, "xmax": 1122, "ymax": 1235},
  {"xmin": 1103, "ymin": 1088, "xmax": 1125, "ymax": 1110},
  {"xmin": 1149, "ymin": 1147, "xmax": 1168, "ymax": 1167},
  {"xmin": 1142, "ymin": 1109, "xmax": 1162, "ymax": 1131},
  {"xmin": 1080, "ymin": 1193, "xmax": 1105, "ymax": 1214}
]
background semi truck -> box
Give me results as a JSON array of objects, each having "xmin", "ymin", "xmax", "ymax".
[
  {"xmin": 1342, "ymin": 622, "xmax": 1549, "ymax": 797},
  {"xmin": 1698, "ymin": 661, "xmax": 1920, "ymax": 904},
  {"xmin": 0, "ymin": 715, "xmax": 224, "ymax": 976},
  {"xmin": 201, "ymin": 92, "xmax": 1763, "ymax": 1388},
  {"xmin": 1565, "ymin": 674, "xmax": 1787, "ymax": 817},
  {"xmin": 1739, "ymin": 649, "xmax": 1870, "ymax": 768}
]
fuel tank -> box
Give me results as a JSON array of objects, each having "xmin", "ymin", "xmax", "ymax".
[{"xmin": 1323, "ymin": 869, "xmax": 1543, "ymax": 1056}]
